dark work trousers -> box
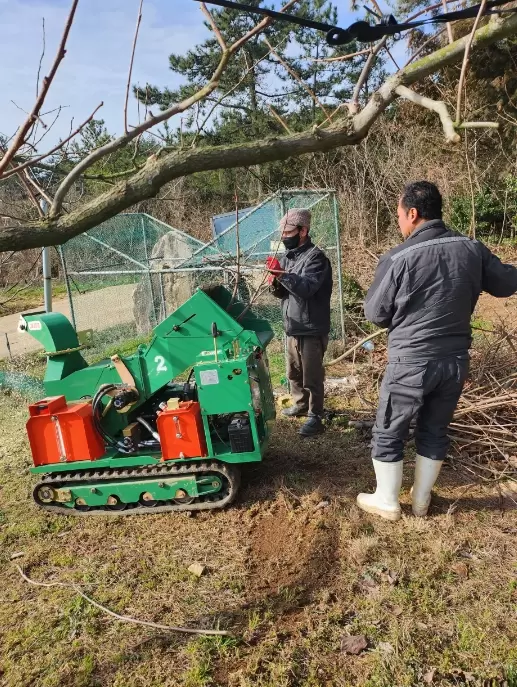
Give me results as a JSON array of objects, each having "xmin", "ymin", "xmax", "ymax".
[
  {"xmin": 372, "ymin": 355, "xmax": 469, "ymax": 463},
  {"xmin": 287, "ymin": 335, "xmax": 328, "ymax": 416}
]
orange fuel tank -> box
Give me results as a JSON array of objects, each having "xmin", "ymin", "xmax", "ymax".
[
  {"xmin": 157, "ymin": 401, "xmax": 207, "ymax": 460},
  {"xmin": 27, "ymin": 395, "xmax": 105, "ymax": 467}
]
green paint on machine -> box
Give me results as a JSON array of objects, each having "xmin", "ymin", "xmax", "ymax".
[
  {"xmin": 45, "ymin": 474, "xmax": 222, "ymax": 509},
  {"xmin": 21, "ymin": 286, "xmax": 277, "ymax": 515}
]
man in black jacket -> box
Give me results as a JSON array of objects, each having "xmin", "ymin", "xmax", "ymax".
[
  {"xmin": 270, "ymin": 209, "xmax": 333, "ymax": 437},
  {"xmin": 358, "ymin": 181, "xmax": 517, "ymax": 521}
]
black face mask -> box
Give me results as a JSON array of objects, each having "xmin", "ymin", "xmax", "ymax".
[{"xmin": 282, "ymin": 232, "xmax": 301, "ymax": 250}]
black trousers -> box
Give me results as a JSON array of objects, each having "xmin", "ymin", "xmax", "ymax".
[
  {"xmin": 287, "ymin": 335, "xmax": 328, "ymax": 416},
  {"xmin": 372, "ymin": 355, "xmax": 469, "ymax": 463}
]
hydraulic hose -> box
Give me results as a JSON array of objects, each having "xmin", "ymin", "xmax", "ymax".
[
  {"xmin": 92, "ymin": 383, "xmax": 127, "ymax": 450},
  {"xmin": 136, "ymin": 416, "xmax": 161, "ymax": 443}
]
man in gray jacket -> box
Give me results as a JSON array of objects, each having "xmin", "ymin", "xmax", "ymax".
[
  {"xmin": 270, "ymin": 209, "xmax": 333, "ymax": 437},
  {"xmin": 358, "ymin": 181, "xmax": 517, "ymax": 521}
]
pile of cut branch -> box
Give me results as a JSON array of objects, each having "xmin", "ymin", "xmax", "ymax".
[{"xmin": 449, "ymin": 326, "xmax": 517, "ymax": 482}]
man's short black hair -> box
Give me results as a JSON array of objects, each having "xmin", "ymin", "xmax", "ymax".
[{"xmin": 400, "ymin": 181, "xmax": 442, "ymax": 220}]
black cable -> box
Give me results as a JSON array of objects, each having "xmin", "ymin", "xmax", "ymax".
[{"xmin": 196, "ymin": 0, "xmax": 516, "ymax": 45}]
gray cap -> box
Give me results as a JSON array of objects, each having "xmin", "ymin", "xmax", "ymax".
[{"xmin": 279, "ymin": 208, "xmax": 311, "ymax": 231}]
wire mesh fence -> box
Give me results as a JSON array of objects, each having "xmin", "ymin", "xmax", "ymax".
[{"xmin": 56, "ymin": 190, "xmax": 346, "ymax": 388}]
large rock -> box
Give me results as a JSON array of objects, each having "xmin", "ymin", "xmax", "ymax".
[{"xmin": 133, "ymin": 231, "xmax": 196, "ymax": 333}]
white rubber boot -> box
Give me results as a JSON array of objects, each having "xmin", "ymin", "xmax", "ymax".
[
  {"xmin": 357, "ymin": 460, "xmax": 403, "ymax": 522},
  {"xmin": 411, "ymin": 454, "xmax": 443, "ymax": 517}
]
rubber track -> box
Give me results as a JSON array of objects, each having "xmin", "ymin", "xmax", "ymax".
[{"xmin": 33, "ymin": 461, "xmax": 241, "ymax": 516}]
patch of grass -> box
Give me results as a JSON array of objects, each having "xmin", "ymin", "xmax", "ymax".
[
  {"xmin": 471, "ymin": 315, "xmax": 492, "ymax": 329},
  {"xmin": 0, "ymin": 282, "xmax": 70, "ymax": 316},
  {"xmin": 267, "ymin": 351, "xmax": 286, "ymax": 388},
  {"xmin": 182, "ymin": 635, "xmax": 239, "ymax": 687},
  {"xmin": 86, "ymin": 329, "xmax": 152, "ymax": 364},
  {"xmin": 506, "ymin": 663, "xmax": 517, "ymax": 687},
  {"xmin": 1, "ymin": 377, "xmax": 517, "ymax": 687}
]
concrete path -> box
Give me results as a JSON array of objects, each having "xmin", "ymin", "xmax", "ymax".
[{"xmin": 0, "ymin": 283, "xmax": 136, "ymax": 359}]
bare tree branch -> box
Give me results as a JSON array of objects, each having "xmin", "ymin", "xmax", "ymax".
[
  {"xmin": 268, "ymin": 104, "xmax": 292, "ymax": 133},
  {"xmin": 406, "ymin": 0, "xmax": 459, "ymax": 23},
  {"xmin": 200, "ymin": 2, "xmax": 227, "ymax": 51},
  {"xmin": 457, "ymin": 121, "xmax": 499, "ymax": 129},
  {"xmin": 385, "ymin": 45, "xmax": 401, "ymax": 71},
  {"xmin": 36, "ymin": 17, "xmax": 46, "ymax": 97},
  {"xmin": 227, "ymin": 188, "xmax": 241, "ymax": 310},
  {"xmin": 349, "ymin": 37, "xmax": 388, "ymax": 115},
  {"xmin": 396, "ymin": 86, "xmax": 499, "ymax": 143},
  {"xmin": 464, "ymin": 130, "xmax": 477, "ymax": 238},
  {"xmin": 304, "ymin": 47, "xmax": 371, "ymax": 62},
  {"xmin": 23, "ymin": 169, "xmax": 54, "ymax": 207},
  {"xmin": 50, "ymin": 0, "xmax": 299, "ymax": 217},
  {"xmin": 3, "ymin": 103, "xmax": 103, "ymax": 179},
  {"xmin": 0, "ymin": 0, "xmax": 80, "ymax": 175},
  {"xmin": 83, "ymin": 166, "xmax": 141, "ymax": 182},
  {"xmin": 10, "ymin": 100, "xmax": 47, "ymax": 129},
  {"xmin": 124, "ymin": 0, "xmax": 144, "ymax": 134},
  {"xmin": 1, "ymin": 10, "xmax": 517, "ymax": 251},
  {"xmin": 403, "ymin": 28, "xmax": 447, "ymax": 68},
  {"xmin": 395, "ymin": 85, "xmax": 461, "ymax": 143},
  {"xmin": 456, "ymin": 0, "xmax": 488, "ymax": 124},
  {"xmin": 442, "ymin": 0, "xmax": 455, "ymax": 44},
  {"xmin": 2, "ymin": 152, "xmax": 45, "ymax": 218}
]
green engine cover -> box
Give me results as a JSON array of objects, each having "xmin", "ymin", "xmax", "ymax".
[{"xmin": 22, "ymin": 286, "xmax": 277, "ymax": 474}]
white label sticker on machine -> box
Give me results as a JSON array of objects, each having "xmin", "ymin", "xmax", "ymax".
[
  {"xmin": 200, "ymin": 369, "xmax": 219, "ymax": 385},
  {"xmin": 28, "ymin": 321, "xmax": 42, "ymax": 331}
]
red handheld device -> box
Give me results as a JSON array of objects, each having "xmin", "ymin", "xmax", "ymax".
[{"xmin": 265, "ymin": 256, "xmax": 281, "ymax": 284}]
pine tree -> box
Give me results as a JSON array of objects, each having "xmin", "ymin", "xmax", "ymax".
[{"xmin": 138, "ymin": 1, "xmax": 386, "ymax": 143}]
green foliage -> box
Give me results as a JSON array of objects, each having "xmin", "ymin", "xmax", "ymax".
[
  {"xmin": 449, "ymin": 177, "xmax": 517, "ymax": 240},
  {"xmin": 130, "ymin": 0, "xmax": 387, "ymax": 207},
  {"xmin": 449, "ymin": 188, "xmax": 505, "ymax": 238},
  {"xmin": 140, "ymin": 1, "xmax": 377, "ymax": 146}
]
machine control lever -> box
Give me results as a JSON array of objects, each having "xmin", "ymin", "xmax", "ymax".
[{"xmin": 171, "ymin": 313, "xmax": 197, "ymax": 332}]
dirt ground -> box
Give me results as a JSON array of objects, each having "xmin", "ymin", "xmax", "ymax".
[{"xmin": 1, "ymin": 391, "xmax": 516, "ymax": 687}]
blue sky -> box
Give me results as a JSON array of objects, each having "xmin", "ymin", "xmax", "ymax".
[
  {"xmin": 0, "ymin": 0, "xmax": 393, "ymax": 149},
  {"xmin": 0, "ymin": 0, "xmax": 212, "ymax": 146}
]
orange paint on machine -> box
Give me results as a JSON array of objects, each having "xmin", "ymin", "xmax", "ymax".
[
  {"xmin": 157, "ymin": 400, "xmax": 208, "ymax": 460},
  {"xmin": 27, "ymin": 396, "xmax": 105, "ymax": 467}
]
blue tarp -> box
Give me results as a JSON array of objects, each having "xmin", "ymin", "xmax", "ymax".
[{"xmin": 212, "ymin": 207, "xmax": 256, "ymax": 238}]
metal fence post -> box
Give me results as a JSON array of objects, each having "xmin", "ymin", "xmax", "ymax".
[{"xmin": 40, "ymin": 200, "xmax": 52, "ymax": 313}]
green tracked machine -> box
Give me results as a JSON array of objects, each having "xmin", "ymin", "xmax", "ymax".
[{"xmin": 20, "ymin": 286, "xmax": 276, "ymax": 515}]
